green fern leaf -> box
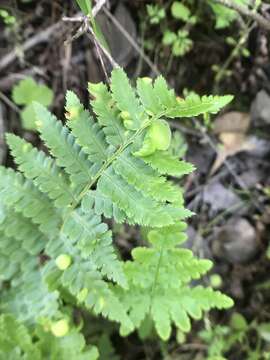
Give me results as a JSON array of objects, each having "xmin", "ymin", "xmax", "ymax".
[
  {"xmin": 0, "ymin": 210, "xmax": 46, "ymax": 256},
  {"xmin": 61, "ymin": 207, "xmax": 127, "ymax": 288},
  {"xmin": 0, "ymin": 314, "xmax": 41, "ymax": 358},
  {"xmin": 141, "ymin": 150, "xmax": 195, "ymax": 177},
  {"xmin": 136, "ymin": 77, "xmax": 163, "ymax": 115},
  {"xmin": 0, "ymin": 166, "xmax": 60, "ymax": 235},
  {"xmin": 65, "ymin": 91, "xmax": 108, "ymax": 162},
  {"xmin": 137, "ymin": 75, "xmax": 233, "ymax": 118},
  {"xmin": 97, "ymin": 167, "xmax": 182, "ymax": 227},
  {"xmin": 114, "ymin": 225, "xmax": 233, "ymax": 340},
  {"xmin": 111, "ymin": 68, "xmax": 145, "ymax": 130},
  {"xmin": 82, "ymin": 191, "xmax": 127, "ymax": 224},
  {"xmin": 0, "ymin": 239, "xmax": 33, "ymax": 282},
  {"xmin": 0, "ymin": 314, "xmax": 99, "ymax": 360},
  {"xmin": 44, "ymin": 256, "xmax": 132, "ymax": 331},
  {"xmin": 166, "ymin": 94, "xmax": 233, "ymax": 118},
  {"xmin": 89, "ymin": 82, "xmax": 126, "ymax": 146},
  {"xmin": 1, "ymin": 68, "xmax": 233, "ymax": 346},
  {"xmin": 1, "ymin": 272, "xmax": 59, "ymax": 326},
  {"xmin": 62, "ymin": 208, "xmax": 108, "ymax": 253},
  {"xmin": 153, "ymin": 75, "xmax": 178, "ymax": 110},
  {"xmin": 6, "ymin": 134, "xmax": 75, "ymax": 208},
  {"xmin": 113, "ymin": 151, "xmax": 183, "ymax": 204},
  {"xmin": 34, "ymin": 103, "xmax": 95, "ymax": 188}
]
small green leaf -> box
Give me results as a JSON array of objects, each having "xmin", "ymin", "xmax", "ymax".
[
  {"xmin": 230, "ymin": 313, "xmax": 248, "ymax": 331},
  {"xmin": 162, "ymin": 30, "xmax": 177, "ymax": 46},
  {"xmin": 171, "ymin": 2, "xmax": 191, "ymax": 21},
  {"xmin": 12, "ymin": 77, "xmax": 53, "ymax": 106}
]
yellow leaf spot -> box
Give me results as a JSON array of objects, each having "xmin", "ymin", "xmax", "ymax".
[
  {"xmin": 66, "ymin": 107, "xmax": 79, "ymax": 120},
  {"xmin": 55, "ymin": 254, "xmax": 72, "ymax": 270},
  {"xmin": 142, "ymin": 77, "xmax": 152, "ymax": 84},
  {"xmin": 99, "ymin": 297, "xmax": 105, "ymax": 309},
  {"xmin": 35, "ymin": 120, "xmax": 42, "ymax": 128},
  {"xmin": 51, "ymin": 319, "xmax": 69, "ymax": 337},
  {"xmin": 176, "ymin": 96, "xmax": 184, "ymax": 103}
]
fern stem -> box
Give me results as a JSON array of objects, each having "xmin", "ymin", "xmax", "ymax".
[
  {"xmin": 60, "ymin": 117, "xmax": 158, "ymax": 231},
  {"xmin": 150, "ymin": 245, "xmax": 164, "ymax": 303}
]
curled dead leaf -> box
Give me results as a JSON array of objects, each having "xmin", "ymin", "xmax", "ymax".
[
  {"xmin": 214, "ymin": 111, "xmax": 250, "ymax": 134},
  {"xmin": 210, "ymin": 112, "xmax": 254, "ymax": 174}
]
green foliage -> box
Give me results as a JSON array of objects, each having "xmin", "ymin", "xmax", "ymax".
[
  {"xmin": 115, "ymin": 224, "xmax": 233, "ymax": 340},
  {"xmin": 144, "ymin": 0, "xmax": 255, "ymax": 81},
  {"xmin": 200, "ymin": 312, "xmax": 270, "ymax": 359},
  {"xmin": 171, "ymin": 2, "xmax": 196, "ymax": 24},
  {"xmin": 1, "ymin": 68, "xmax": 233, "ymax": 355},
  {"xmin": 163, "ymin": 29, "xmax": 193, "ymax": 57},
  {"xmin": 0, "ymin": 9, "xmax": 16, "ymax": 25},
  {"xmin": 0, "ymin": 314, "xmax": 99, "ymax": 359},
  {"xmin": 147, "ymin": 4, "xmax": 165, "ymax": 25},
  {"xmin": 12, "ymin": 77, "xmax": 53, "ymax": 130},
  {"xmin": 208, "ymin": 0, "xmax": 249, "ymax": 29}
]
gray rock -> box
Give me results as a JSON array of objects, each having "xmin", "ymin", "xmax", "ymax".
[
  {"xmin": 211, "ymin": 218, "xmax": 258, "ymax": 264},
  {"xmin": 203, "ymin": 182, "xmax": 243, "ymax": 213},
  {"xmin": 251, "ymin": 90, "xmax": 270, "ymax": 126}
]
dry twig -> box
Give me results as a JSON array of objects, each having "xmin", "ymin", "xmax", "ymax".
[{"xmin": 0, "ymin": 0, "xmax": 106, "ymax": 72}]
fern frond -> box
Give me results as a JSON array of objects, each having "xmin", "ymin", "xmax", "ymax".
[
  {"xmin": 0, "ymin": 314, "xmax": 99, "ymax": 360},
  {"xmin": 65, "ymin": 91, "xmax": 108, "ymax": 162},
  {"xmin": 0, "ymin": 166, "xmax": 60, "ymax": 235},
  {"xmin": 111, "ymin": 68, "xmax": 145, "ymax": 130},
  {"xmin": 153, "ymin": 76, "xmax": 178, "ymax": 110},
  {"xmin": 89, "ymin": 82, "xmax": 126, "ymax": 146},
  {"xmin": 43, "ymin": 251, "xmax": 132, "ymax": 332},
  {"xmin": 97, "ymin": 167, "xmax": 184, "ymax": 227},
  {"xmin": 6, "ymin": 134, "xmax": 75, "ymax": 208},
  {"xmin": 0, "ymin": 210, "xmax": 46, "ymax": 255},
  {"xmin": 166, "ymin": 94, "xmax": 234, "ymax": 118},
  {"xmin": 0, "ymin": 314, "xmax": 41, "ymax": 358},
  {"xmin": 0, "ymin": 239, "xmax": 33, "ymax": 282},
  {"xmin": 113, "ymin": 151, "xmax": 183, "ymax": 204},
  {"xmin": 137, "ymin": 75, "xmax": 233, "ymax": 118},
  {"xmin": 136, "ymin": 77, "xmax": 163, "ymax": 115},
  {"xmin": 0, "ymin": 208, "xmax": 46, "ymax": 283},
  {"xmin": 82, "ymin": 191, "xmax": 127, "ymax": 224},
  {"xmin": 1, "ymin": 271, "xmax": 59, "ymax": 326},
  {"xmin": 62, "ymin": 207, "xmax": 127, "ymax": 287},
  {"xmin": 114, "ymin": 225, "xmax": 233, "ymax": 340},
  {"xmin": 62, "ymin": 208, "xmax": 108, "ymax": 253},
  {"xmin": 1, "ymin": 68, "xmax": 233, "ymax": 345},
  {"xmin": 141, "ymin": 150, "xmax": 195, "ymax": 177},
  {"xmin": 34, "ymin": 103, "xmax": 95, "ymax": 188}
]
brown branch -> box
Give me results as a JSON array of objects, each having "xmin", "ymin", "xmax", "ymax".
[
  {"xmin": 213, "ymin": 0, "xmax": 270, "ymax": 31},
  {"xmin": 86, "ymin": 21, "xmax": 120, "ymax": 69},
  {"xmin": 0, "ymin": 1, "xmax": 107, "ymax": 72},
  {"xmin": 63, "ymin": 0, "xmax": 120, "ymax": 70}
]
